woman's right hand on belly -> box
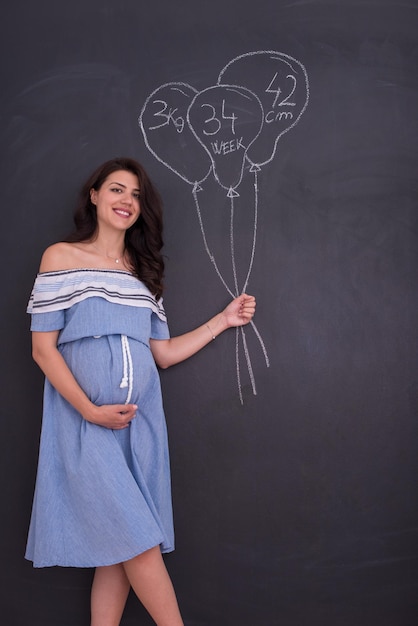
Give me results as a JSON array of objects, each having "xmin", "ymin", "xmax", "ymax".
[
  {"xmin": 31, "ymin": 331, "xmax": 138, "ymax": 430},
  {"xmin": 85, "ymin": 403, "xmax": 138, "ymax": 429}
]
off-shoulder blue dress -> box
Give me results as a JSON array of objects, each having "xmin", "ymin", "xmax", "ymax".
[{"xmin": 25, "ymin": 269, "xmax": 174, "ymax": 568}]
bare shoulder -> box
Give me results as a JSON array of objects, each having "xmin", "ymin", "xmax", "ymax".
[{"xmin": 39, "ymin": 242, "xmax": 80, "ymax": 272}]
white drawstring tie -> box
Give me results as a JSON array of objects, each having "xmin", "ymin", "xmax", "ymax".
[{"xmin": 119, "ymin": 334, "xmax": 134, "ymax": 404}]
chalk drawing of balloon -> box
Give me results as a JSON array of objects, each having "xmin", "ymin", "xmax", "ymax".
[
  {"xmin": 187, "ymin": 85, "xmax": 264, "ymax": 191},
  {"xmin": 138, "ymin": 50, "xmax": 310, "ymax": 402},
  {"xmin": 218, "ymin": 51, "xmax": 309, "ymax": 167},
  {"xmin": 139, "ymin": 82, "xmax": 212, "ymax": 185}
]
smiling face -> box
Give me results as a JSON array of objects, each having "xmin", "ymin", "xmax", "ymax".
[{"xmin": 90, "ymin": 169, "xmax": 141, "ymax": 233}]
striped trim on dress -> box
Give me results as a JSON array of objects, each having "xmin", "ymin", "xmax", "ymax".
[{"xmin": 27, "ymin": 268, "xmax": 167, "ymax": 321}]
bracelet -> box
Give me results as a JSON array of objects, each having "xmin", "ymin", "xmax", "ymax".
[{"xmin": 206, "ymin": 324, "xmax": 216, "ymax": 340}]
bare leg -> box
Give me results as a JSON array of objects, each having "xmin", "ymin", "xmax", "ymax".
[
  {"xmin": 91, "ymin": 563, "xmax": 131, "ymax": 626},
  {"xmin": 123, "ymin": 546, "xmax": 184, "ymax": 626}
]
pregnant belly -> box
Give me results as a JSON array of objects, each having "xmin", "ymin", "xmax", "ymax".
[{"xmin": 60, "ymin": 334, "xmax": 158, "ymax": 405}]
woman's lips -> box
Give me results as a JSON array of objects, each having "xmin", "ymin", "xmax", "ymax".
[{"xmin": 113, "ymin": 208, "xmax": 131, "ymax": 218}]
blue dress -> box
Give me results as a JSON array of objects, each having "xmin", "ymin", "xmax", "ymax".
[{"xmin": 25, "ymin": 269, "xmax": 174, "ymax": 568}]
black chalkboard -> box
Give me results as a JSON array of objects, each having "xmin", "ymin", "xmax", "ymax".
[{"xmin": 1, "ymin": 1, "xmax": 417, "ymax": 624}]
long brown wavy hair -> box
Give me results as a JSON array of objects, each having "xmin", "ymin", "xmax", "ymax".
[{"xmin": 65, "ymin": 157, "xmax": 164, "ymax": 299}]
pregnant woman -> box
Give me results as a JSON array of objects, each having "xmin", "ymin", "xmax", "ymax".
[{"xmin": 26, "ymin": 157, "xmax": 256, "ymax": 626}]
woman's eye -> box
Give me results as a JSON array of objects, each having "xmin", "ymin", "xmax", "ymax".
[
  {"xmin": 111, "ymin": 187, "xmax": 122, "ymax": 193},
  {"xmin": 133, "ymin": 192, "xmax": 141, "ymax": 199}
]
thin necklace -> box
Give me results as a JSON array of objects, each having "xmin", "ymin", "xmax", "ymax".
[{"xmin": 92, "ymin": 243, "xmax": 125, "ymax": 264}]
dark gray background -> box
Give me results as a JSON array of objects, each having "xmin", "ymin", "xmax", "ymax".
[{"xmin": 1, "ymin": 1, "xmax": 417, "ymax": 624}]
